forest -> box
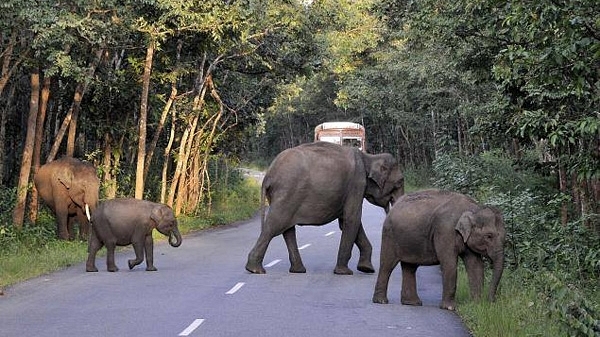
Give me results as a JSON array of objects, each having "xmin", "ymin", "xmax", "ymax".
[{"xmin": 0, "ymin": 0, "xmax": 598, "ymax": 335}]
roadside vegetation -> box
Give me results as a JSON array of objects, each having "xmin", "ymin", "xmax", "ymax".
[{"xmin": 0, "ymin": 167, "xmax": 260, "ymax": 289}]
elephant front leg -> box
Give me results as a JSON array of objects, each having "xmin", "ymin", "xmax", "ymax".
[
  {"xmin": 143, "ymin": 235, "xmax": 157, "ymax": 271},
  {"xmin": 283, "ymin": 227, "xmax": 306, "ymax": 273},
  {"xmin": 439, "ymin": 258, "xmax": 459, "ymax": 310},
  {"xmin": 461, "ymin": 253, "xmax": 484, "ymax": 300},
  {"xmin": 128, "ymin": 239, "xmax": 147, "ymax": 271},
  {"xmin": 334, "ymin": 218, "xmax": 361, "ymax": 275},
  {"xmin": 400, "ymin": 262, "xmax": 422, "ymax": 306}
]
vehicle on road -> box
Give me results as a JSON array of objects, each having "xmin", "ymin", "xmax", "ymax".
[{"xmin": 314, "ymin": 121, "xmax": 366, "ymax": 152}]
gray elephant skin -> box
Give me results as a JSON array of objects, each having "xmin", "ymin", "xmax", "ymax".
[
  {"xmin": 246, "ymin": 141, "xmax": 404, "ymax": 275},
  {"xmin": 372, "ymin": 189, "xmax": 506, "ymax": 310},
  {"xmin": 86, "ymin": 198, "xmax": 183, "ymax": 272},
  {"xmin": 34, "ymin": 157, "xmax": 100, "ymax": 240}
]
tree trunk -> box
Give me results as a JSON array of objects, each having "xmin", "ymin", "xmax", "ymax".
[
  {"xmin": 0, "ymin": 29, "xmax": 25, "ymax": 97},
  {"xmin": 144, "ymin": 83, "xmax": 176, "ymax": 179},
  {"xmin": 13, "ymin": 71, "xmax": 40, "ymax": 228},
  {"xmin": 558, "ymin": 160, "xmax": 568, "ymax": 225},
  {"xmin": 135, "ymin": 40, "xmax": 155, "ymax": 199},
  {"xmin": 47, "ymin": 49, "xmax": 102, "ymax": 162},
  {"xmin": 145, "ymin": 40, "xmax": 182, "ymax": 180},
  {"xmin": 161, "ymin": 108, "xmax": 177, "ymax": 204},
  {"xmin": 29, "ymin": 76, "xmax": 51, "ymax": 224}
]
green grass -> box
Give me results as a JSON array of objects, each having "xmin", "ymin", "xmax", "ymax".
[
  {"xmin": 456, "ymin": 267, "xmax": 567, "ymax": 336},
  {"xmin": 0, "ymin": 240, "xmax": 88, "ymax": 287}
]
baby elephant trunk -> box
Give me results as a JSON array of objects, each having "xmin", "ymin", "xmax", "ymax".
[
  {"xmin": 168, "ymin": 229, "xmax": 182, "ymax": 247},
  {"xmin": 488, "ymin": 251, "xmax": 504, "ymax": 301}
]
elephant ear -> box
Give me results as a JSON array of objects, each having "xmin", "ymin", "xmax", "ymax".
[
  {"xmin": 368, "ymin": 156, "xmax": 390, "ymax": 189},
  {"xmin": 150, "ymin": 207, "xmax": 163, "ymax": 228},
  {"xmin": 455, "ymin": 211, "xmax": 475, "ymax": 243},
  {"xmin": 56, "ymin": 169, "xmax": 74, "ymax": 189}
]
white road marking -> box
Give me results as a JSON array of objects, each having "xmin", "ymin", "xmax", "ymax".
[
  {"xmin": 178, "ymin": 319, "xmax": 205, "ymax": 336},
  {"xmin": 325, "ymin": 231, "xmax": 336, "ymax": 236},
  {"xmin": 299, "ymin": 244, "xmax": 311, "ymax": 250},
  {"xmin": 226, "ymin": 282, "xmax": 245, "ymax": 295},
  {"xmin": 265, "ymin": 259, "xmax": 281, "ymax": 267}
]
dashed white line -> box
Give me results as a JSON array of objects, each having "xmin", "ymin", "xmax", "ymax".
[
  {"xmin": 178, "ymin": 319, "xmax": 205, "ymax": 336},
  {"xmin": 325, "ymin": 231, "xmax": 336, "ymax": 236},
  {"xmin": 299, "ymin": 243, "xmax": 311, "ymax": 250},
  {"xmin": 265, "ymin": 259, "xmax": 281, "ymax": 267},
  {"xmin": 226, "ymin": 282, "xmax": 245, "ymax": 295}
]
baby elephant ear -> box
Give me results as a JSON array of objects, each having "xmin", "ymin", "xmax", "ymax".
[
  {"xmin": 455, "ymin": 211, "xmax": 475, "ymax": 242},
  {"xmin": 150, "ymin": 207, "xmax": 163, "ymax": 228}
]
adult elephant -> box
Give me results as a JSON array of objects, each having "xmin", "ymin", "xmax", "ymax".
[
  {"xmin": 34, "ymin": 157, "xmax": 100, "ymax": 240},
  {"xmin": 246, "ymin": 141, "xmax": 404, "ymax": 275},
  {"xmin": 86, "ymin": 198, "xmax": 182, "ymax": 272},
  {"xmin": 372, "ymin": 189, "xmax": 506, "ymax": 310}
]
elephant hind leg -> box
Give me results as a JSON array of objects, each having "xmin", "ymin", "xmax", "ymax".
[
  {"xmin": 400, "ymin": 262, "xmax": 422, "ymax": 306},
  {"xmin": 283, "ymin": 226, "xmax": 306, "ymax": 273},
  {"xmin": 245, "ymin": 210, "xmax": 289, "ymax": 274},
  {"xmin": 246, "ymin": 230, "xmax": 274, "ymax": 274},
  {"xmin": 86, "ymin": 231, "xmax": 103, "ymax": 272},
  {"xmin": 355, "ymin": 224, "xmax": 374, "ymax": 273}
]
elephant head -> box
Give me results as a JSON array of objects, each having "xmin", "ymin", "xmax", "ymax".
[
  {"xmin": 363, "ymin": 153, "xmax": 404, "ymax": 212},
  {"xmin": 455, "ymin": 206, "xmax": 506, "ymax": 301},
  {"xmin": 150, "ymin": 205, "xmax": 182, "ymax": 247},
  {"xmin": 56, "ymin": 161, "xmax": 100, "ymax": 221}
]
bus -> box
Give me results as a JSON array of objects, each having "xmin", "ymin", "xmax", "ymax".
[{"xmin": 314, "ymin": 122, "xmax": 366, "ymax": 152}]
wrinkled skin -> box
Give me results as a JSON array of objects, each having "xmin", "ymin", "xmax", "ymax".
[
  {"xmin": 372, "ymin": 189, "xmax": 506, "ymax": 310},
  {"xmin": 86, "ymin": 198, "xmax": 182, "ymax": 272},
  {"xmin": 246, "ymin": 142, "xmax": 404, "ymax": 275},
  {"xmin": 34, "ymin": 157, "xmax": 100, "ymax": 240}
]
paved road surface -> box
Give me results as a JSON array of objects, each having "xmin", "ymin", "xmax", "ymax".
[{"xmin": 0, "ymin": 201, "xmax": 471, "ymax": 337}]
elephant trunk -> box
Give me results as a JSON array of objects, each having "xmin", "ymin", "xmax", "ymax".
[
  {"xmin": 488, "ymin": 251, "xmax": 504, "ymax": 301},
  {"xmin": 169, "ymin": 229, "xmax": 182, "ymax": 247}
]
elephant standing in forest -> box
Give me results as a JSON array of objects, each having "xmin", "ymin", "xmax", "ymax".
[
  {"xmin": 245, "ymin": 141, "xmax": 405, "ymax": 275},
  {"xmin": 86, "ymin": 198, "xmax": 182, "ymax": 272},
  {"xmin": 34, "ymin": 157, "xmax": 100, "ymax": 240},
  {"xmin": 372, "ymin": 189, "xmax": 506, "ymax": 310}
]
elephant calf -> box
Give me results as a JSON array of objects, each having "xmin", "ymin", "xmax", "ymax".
[
  {"xmin": 372, "ymin": 189, "xmax": 506, "ymax": 310},
  {"xmin": 86, "ymin": 198, "xmax": 182, "ymax": 272}
]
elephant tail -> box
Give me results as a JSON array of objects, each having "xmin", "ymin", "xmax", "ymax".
[{"xmin": 260, "ymin": 178, "xmax": 269, "ymax": 230}]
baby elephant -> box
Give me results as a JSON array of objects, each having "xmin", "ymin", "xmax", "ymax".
[
  {"xmin": 372, "ymin": 189, "xmax": 505, "ymax": 310},
  {"xmin": 86, "ymin": 198, "xmax": 182, "ymax": 272}
]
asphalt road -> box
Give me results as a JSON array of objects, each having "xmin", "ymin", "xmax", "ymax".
[{"xmin": 0, "ymin": 201, "xmax": 471, "ymax": 337}]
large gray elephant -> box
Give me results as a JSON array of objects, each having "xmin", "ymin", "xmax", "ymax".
[
  {"xmin": 86, "ymin": 198, "xmax": 182, "ymax": 272},
  {"xmin": 246, "ymin": 141, "xmax": 404, "ymax": 275},
  {"xmin": 34, "ymin": 157, "xmax": 100, "ymax": 240},
  {"xmin": 372, "ymin": 189, "xmax": 506, "ymax": 310}
]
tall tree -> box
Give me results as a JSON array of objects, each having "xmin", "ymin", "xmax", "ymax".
[{"xmin": 13, "ymin": 71, "xmax": 39, "ymax": 228}]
